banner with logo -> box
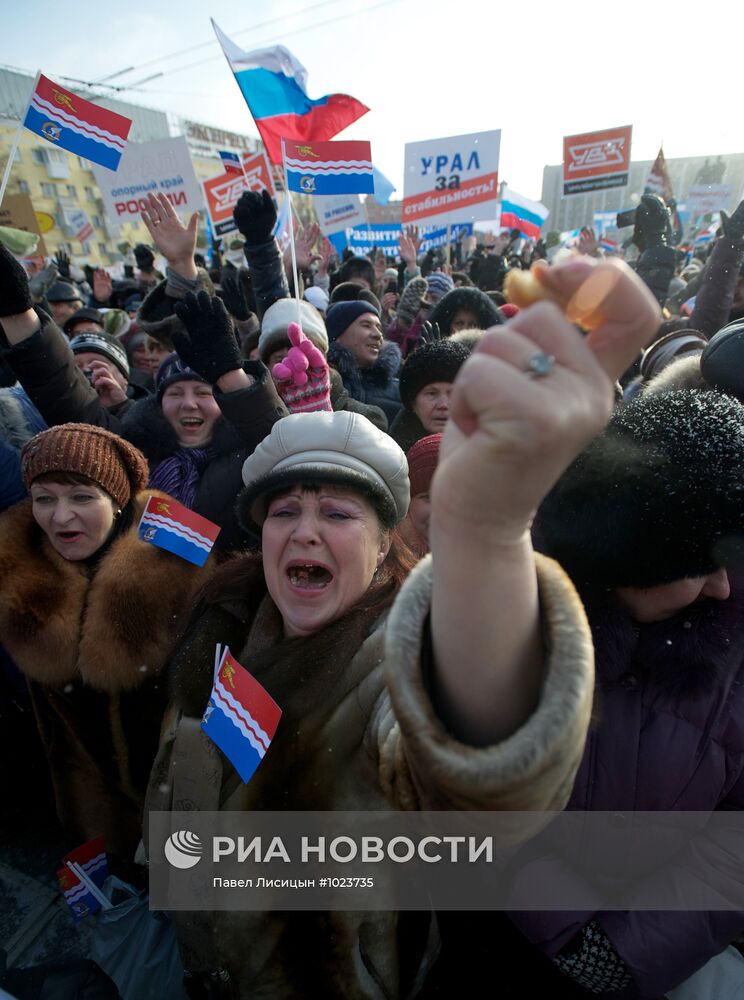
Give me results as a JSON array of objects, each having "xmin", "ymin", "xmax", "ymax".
[
  {"xmin": 66, "ymin": 207, "xmax": 94, "ymax": 244},
  {"xmin": 92, "ymin": 136, "xmax": 203, "ymax": 222},
  {"xmin": 686, "ymin": 184, "xmax": 733, "ymax": 220},
  {"xmin": 402, "ymin": 130, "xmax": 500, "ymax": 227},
  {"xmin": 562, "ymin": 125, "xmax": 632, "ymax": 196},
  {"xmin": 317, "ymin": 193, "xmax": 365, "ymax": 240},
  {"xmin": 203, "ymin": 151, "xmax": 276, "ymax": 238},
  {"xmin": 344, "ymin": 222, "xmax": 474, "ymax": 257}
]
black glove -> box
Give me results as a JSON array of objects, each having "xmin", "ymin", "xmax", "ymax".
[
  {"xmin": 420, "ymin": 320, "xmax": 442, "ymax": 344},
  {"xmin": 220, "ymin": 266, "xmax": 250, "ymax": 322},
  {"xmin": 53, "ymin": 247, "xmax": 71, "ymax": 279},
  {"xmin": 0, "ymin": 242, "xmax": 33, "ymax": 317},
  {"xmin": 233, "ymin": 190, "xmax": 277, "ymax": 244},
  {"xmin": 172, "ymin": 290, "xmax": 241, "ymax": 384},
  {"xmin": 720, "ymin": 201, "xmax": 744, "ymax": 246},
  {"xmin": 632, "ymin": 194, "xmax": 672, "ymax": 252},
  {"xmin": 134, "ymin": 243, "xmax": 155, "ymax": 271}
]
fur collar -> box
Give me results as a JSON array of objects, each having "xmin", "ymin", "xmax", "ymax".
[
  {"xmin": 168, "ymin": 555, "xmax": 394, "ymax": 719},
  {"xmin": 0, "ymin": 490, "xmax": 211, "ymax": 692},
  {"xmin": 119, "ymin": 395, "xmax": 243, "ymax": 465},
  {"xmin": 581, "ymin": 578, "xmax": 744, "ymax": 697},
  {"xmin": 328, "ymin": 341, "xmax": 401, "ymax": 394}
]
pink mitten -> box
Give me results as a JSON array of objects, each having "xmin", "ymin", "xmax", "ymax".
[{"xmin": 272, "ymin": 321, "xmax": 332, "ymax": 413}]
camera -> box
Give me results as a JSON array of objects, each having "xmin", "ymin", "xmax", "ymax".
[
  {"xmin": 616, "ymin": 208, "xmax": 637, "ymax": 228},
  {"xmin": 385, "ymin": 280, "xmax": 398, "ymax": 296},
  {"xmin": 83, "ymin": 368, "xmax": 95, "ymax": 385}
]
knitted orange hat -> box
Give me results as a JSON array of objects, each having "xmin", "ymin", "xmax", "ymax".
[{"xmin": 21, "ymin": 423, "xmax": 149, "ymax": 507}]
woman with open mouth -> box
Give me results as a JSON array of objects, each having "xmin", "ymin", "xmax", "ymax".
[
  {"xmin": 145, "ymin": 256, "xmax": 661, "ymax": 998},
  {"xmin": 0, "ymin": 422, "xmax": 212, "ymax": 862}
]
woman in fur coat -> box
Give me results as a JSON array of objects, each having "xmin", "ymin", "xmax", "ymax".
[
  {"xmin": 145, "ymin": 257, "xmax": 661, "ymax": 998},
  {"xmin": 0, "ymin": 423, "xmax": 212, "ymax": 859}
]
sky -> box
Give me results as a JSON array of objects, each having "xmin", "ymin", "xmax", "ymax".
[{"xmin": 2, "ymin": 0, "xmax": 744, "ymax": 203}]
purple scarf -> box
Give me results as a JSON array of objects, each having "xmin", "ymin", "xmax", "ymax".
[{"xmin": 149, "ymin": 447, "xmax": 214, "ymax": 509}]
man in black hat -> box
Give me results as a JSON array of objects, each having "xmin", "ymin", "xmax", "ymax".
[
  {"xmin": 45, "ymin": 281, "xmax": 82, "ymax": 327},
  {"xmin": 62, "ymin": 307, "xmax": 105, "ymax": 338}
]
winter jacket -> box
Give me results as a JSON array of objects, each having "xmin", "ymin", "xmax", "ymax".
[
  {"xmin": 388, "ymin": 407, "xmax": 428, "ymax": 453},
  {"xmin": 145, "ymin": 552, "xmax": 594, "ymax": 999},
  {"xmin": 509, "ymin": 582, "xmax": 744, "ymax": 998},
  {"xmin": 0, "ymin": 312, "xmax": 288, "ymax": 552},
  {"xmin": 0, "ymin": 490, "xmax": 212, "ymax": 858},
  {"xmin": 329, "ymin": 368, "xmax": 388, "ymax": 431},
  {"xmin": 241, "ymin": 236, "xmax": 290, "ymax": 322},
  {"xmin": 327, "ymin": 341, "xmax": 402, "ymax": 425},
  {"xmin": 0, "ymin": 385, "xmax": 47, "ymax": 510},
  {"xmin": 138, "ymin": 267, "xmax": 215, "ymax": 350}
]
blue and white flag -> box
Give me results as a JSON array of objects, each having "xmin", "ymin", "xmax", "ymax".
[{"xmin": 283, "ymin": 139, "xmax": 374, "ymax": 196}]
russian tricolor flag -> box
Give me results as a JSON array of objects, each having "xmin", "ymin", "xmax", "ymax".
[
  {"xmin": 212, "ymin": 19, "xmax": 369, "ymax": 165},
  {"xmin": 23, "ymin": 74, "xmax": 131, "ymax": 172},
  {"xmin": 284, "ymin": 139, "xmax": 374, "ymax": 196},
  {"xmin": 500, "ymin": 187, "xmax": 549, "ymax": 240},
  {"xmin": 219, "ymin": 150, "xmax": 244, "ymax": 176},
  {"xmin": 202, "ymin": 648, "xmax": 282, "ymax": 784},
  {"xmin": 137, "ymin": 495, "xmax": 220, "ymax": 567}
]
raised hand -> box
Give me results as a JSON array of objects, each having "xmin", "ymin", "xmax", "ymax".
[
  {"xmin": 233, "ymin": 189, "xmax": 277, "ymax": 244},
  {"xmin": 86, "ymin": 358, "xmax": 127, "ymax": 407},
  {"xmin": 578, "ymin": 227, "xmax": 599, "ymax": 257},
  {"xmin": 53, "ymin": 247, "xmax": 71, "ymax": 279},
  {"xmin": 317, "ymin": 237, "xmax": 334, "ymax": 277},
  {"xmin": 434, "ymin": 257, "xmax": 660, "ymax": 542},
  {"xmin": 140, "ymin": 192, "xmax": 198, "ymax": 273},
  {"xmin": 294, "ymin": 222, "xmax": 322, "ymax": 271},
  {"xmin": 172, "ymin": 290, "xmax": 242, "ymax": 384},
  {"xmin": 272, "ymin": 322, "xmax": 331, "ymax": 413},
  {"xmin": 399, "ymin": 226, "xmax": 421, "ymax": 267},
  {"xmin": 93, "ymin": 268, "xmax": 113, "ymax": 304}
]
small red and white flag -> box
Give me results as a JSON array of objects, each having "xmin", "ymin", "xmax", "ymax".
[
  {"xmin": 137, "ymin": 495, "xmax": 220, "ymax": 567},
  {"xmin": 22, "ymin": 74, "xmax": 131, "ymax": 172}
]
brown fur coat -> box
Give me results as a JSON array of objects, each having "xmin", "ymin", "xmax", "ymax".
[{"xmin": 0, "ymin": 490, "xmax": 211, "ymax": 857}]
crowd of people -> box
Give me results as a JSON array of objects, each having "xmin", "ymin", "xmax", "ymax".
[{"xmin": 2, "ymin": 183, "xmax": 744, "ymax": 999}]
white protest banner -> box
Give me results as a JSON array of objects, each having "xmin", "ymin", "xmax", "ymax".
[
  {"xmin": 92, "ymin": 137, "xmax": 203, "ymax": 222},
  {"xmin": 686, "ymin": 184, "xmax": 733, "ymax": 220},
  {"xmin": 316, "ymin": 193, "xmax": 365, "ymax": 240},
  {"xmin": 68, "ymin": 208, "xmax": 94, "ymax": 243},
  {"xmin": 402, "ymin": 130, "xmax": 500, "ymax": 227}
]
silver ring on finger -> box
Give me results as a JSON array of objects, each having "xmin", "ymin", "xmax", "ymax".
[{"xmin": 525, "ymin": 351, "xmax": 556, "ymax": 378}]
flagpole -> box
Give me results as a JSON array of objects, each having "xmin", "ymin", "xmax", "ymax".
[
  {"xmin": 281, "ymin": 138, "xmax": 303, "ymax": 328},
  {"xmin": 0, "ymin": 70, "xmax": 39, "ymax": 210},
  {"xmin": 66, "ymin": 861, "xmax": 113, "ymax": 910}
]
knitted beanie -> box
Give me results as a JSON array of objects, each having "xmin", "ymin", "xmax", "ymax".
[
  {"xmin": 155, "ymin": 352, "xmax": 208, "ymax": 401},
  {"xmin": 426, "ymin": 272, "xmax": 455, "ymax": 300},
  {"xmin": 407, "ymin": 434, "xmax": 441, "ymax": 498},
  {"xmin": 21, "ymin": 423, "xmax": 149, "ymax": 507},
  {"xmin": 258, "ymin": 298, "xmax": 328, "ymax": 362},
  {"xmin": 69, "ymin": 330, "xmax": 130, "ymax": 379},
  {"xmin": 399, "ymin": 339, "xmax": 472, "ymax": 411},
  {"xmin": 396, "ymin": 277, "xmax": 428, "ymax": 328},
  {"xmin": 325, "ymin": 301, "xmax": 380, "ymax": 343}
]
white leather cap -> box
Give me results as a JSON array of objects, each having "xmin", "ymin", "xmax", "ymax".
[{"xmin": 240, "ymin": 411, "xmax": 410, "ymax": 529}]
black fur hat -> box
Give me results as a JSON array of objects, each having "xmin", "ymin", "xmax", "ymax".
[
  {"xmin": 536, "ymin": 390, "xmax": 744, "ymax": 589},
  {"xmin": 427, "ymin": 287, "xmax": 503, "ymax": 337},
  {"xmin": 399, "ymin": 339, "xmax": 471, "ymax": 411}
]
